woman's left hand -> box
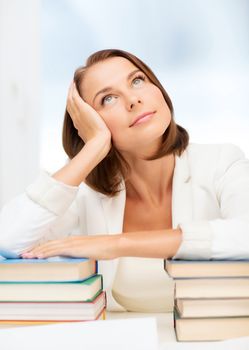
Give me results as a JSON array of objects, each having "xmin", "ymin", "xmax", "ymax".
[{"xmin": 21, "ymin": 235, "xmax": 120, "ymax": 260}]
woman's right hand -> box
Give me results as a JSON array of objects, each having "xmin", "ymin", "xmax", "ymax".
[
  {"xmin": 52, "ymin": 82, "xmax": 112, "ymax": 186},
  {"xmin": 67, "ymin": 82, "xmax": 111, "ymax": 151}
]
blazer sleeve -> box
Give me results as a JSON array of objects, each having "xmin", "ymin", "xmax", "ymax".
[
  {"xmin": 173, "ymin": 144, "xmax": 249, "ymax": 260},
  {"xmin": 0, "ymin": 171, "xmax": 80, "ymax": 254}
]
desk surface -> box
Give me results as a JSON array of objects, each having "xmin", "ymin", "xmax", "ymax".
[
  {"xmin": 1, "ymin": 311, "xmax": 248, "ymax": 349},
  {"xmin": 107, "ymin": 312, "xmax": 249, "ymax": 349},
  {"xmin": 106, "ymin": 311, "xmax": 176, "ymax": 345}
]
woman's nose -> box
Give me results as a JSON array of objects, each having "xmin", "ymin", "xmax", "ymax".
[{"xmin": 128, "ymin": 95, "xmax": 142, "ymax": 110}]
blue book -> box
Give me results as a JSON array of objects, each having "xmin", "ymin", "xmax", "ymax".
[{"xmin": 0, "ymin": 248, "xmax": 97, "ymax": 282}]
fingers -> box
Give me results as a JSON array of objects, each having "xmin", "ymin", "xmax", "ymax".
[
  {"xmin": 67, "ymin": 81, "xmax": 74, "ymax": 101},
  {"xmin": 66, "ymin": 82, "xmax": 78, "ymax": 118},
  {"xmin": 71, "ymin": 82, "xmax": 83, "ymax": 101},
  {"xmin": 68, "ymin": 82, "xmax": 84, "ymax": 109},
  {"xmin": 21, "ymin": 239, "xmax": 66, "ymax": 259},
  {"xmin": 67, "ymin": 81, "xmax": 87, "ymax": 132},
  {"xmin": 21, "ymin": 237, "xmax": 84, "ymax": 259}
]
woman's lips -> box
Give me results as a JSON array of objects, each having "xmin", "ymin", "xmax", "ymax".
[{"xmin": 130, "ymin": 111, "xmax": 156, "ymax": 127}]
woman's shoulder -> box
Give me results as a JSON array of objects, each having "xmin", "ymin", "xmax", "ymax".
[
  {"xmin": 184, "ymin": 142, "xmax": 246, "ymax": 178},
  {"xmin": 187, "ymin": 142, "xmax": 244, "ymax": 155},
  {"xmin": 186, "ymin": 142, "xmax": 245, "ymax": 162}
]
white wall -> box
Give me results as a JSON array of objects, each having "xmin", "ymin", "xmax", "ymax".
[
  {"xmin": 0, "ymin": 0, "xmax": 41, "ymax": 208},
  {"xmin": 41, "ymin": 0, "xmax": 249, "ymax": 173}
]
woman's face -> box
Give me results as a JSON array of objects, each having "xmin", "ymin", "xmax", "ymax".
[{"xmin": 81, "ymin": 57, "xmax": 171, "ymax": 155}]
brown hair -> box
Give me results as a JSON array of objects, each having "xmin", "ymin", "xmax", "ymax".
[{"xmin": 62, "ymin": 49, "xmax": 189, "ymax": 196}]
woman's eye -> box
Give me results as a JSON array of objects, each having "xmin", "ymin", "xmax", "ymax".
[
  {"xmin": 102, "ymin": 95, "xmax": 114, "ymax": 105},
  {"xmin": 132, "ymin": 75, "xmax": 145, "ymax": 86}
]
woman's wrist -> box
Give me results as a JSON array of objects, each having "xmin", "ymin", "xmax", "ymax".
[
  {"xmin": 52, "ymin": 133, "xmax": 111, "ymax": 187},
  {"xmin": 84, "ymin": 132, "xmax": 111, "ymax": 163},
  {"xmin": 116, "ymin": 229, "xmax": 182, "ymax": 259}
]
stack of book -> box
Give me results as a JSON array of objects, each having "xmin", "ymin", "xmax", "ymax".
[
  {"xmin": 164, "ymin": 259, "xmax": 249, "ymax": 342},
  {"xmin": 0, "ymin": 253, "xmax": 106, "ymax": 328}
]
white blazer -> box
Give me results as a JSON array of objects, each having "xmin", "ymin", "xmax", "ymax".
[{"xmin": 1, "ymin": 143, "xmax": 249, "ymax": 311}]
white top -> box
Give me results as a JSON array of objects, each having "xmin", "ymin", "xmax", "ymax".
[
  {"xmin": 0, "ymin": 143, "xmax": 249, "ymax": 311},
  {"xmin": 112, "ymin": 257, "xmax": 174, "ymax": 312}
]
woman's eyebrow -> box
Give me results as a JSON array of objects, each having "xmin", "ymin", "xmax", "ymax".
[{"xmin": 92, "ymin": 68, "xmax": 141, "ymax": 104}]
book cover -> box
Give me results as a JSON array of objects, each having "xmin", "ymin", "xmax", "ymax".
[
  {"xmin": 0, "ymin": 309, "xmax": 106, "ymax": 328},
  {"xmin": 176, "ymin": 297, "xmax": 249, "ymax": 318},
  {"xmin": 0, "ymin": 274, "xmax": 103, "ymax": 302},
  {"xmin": 175, "ymin": 278, "xmax": 249, "ymax": 299},
  {"xmin": 164, "ymin": 259, "xmax": 249, "ymax": 278},
  {"xmin": 174, "ymin": 308, "xmax": 249, "ymax": 341},
  {"xmin": 0, "ymin": 255, "xmax": 97, "ymax": 282},
  {"xmin": 0, "ymin": 291, "xmax": 106, "ymax": 321}
]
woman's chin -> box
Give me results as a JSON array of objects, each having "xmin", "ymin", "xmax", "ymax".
[{"xmin": 112, "ymin": 120, "xmax": 169, "ymax": 154}]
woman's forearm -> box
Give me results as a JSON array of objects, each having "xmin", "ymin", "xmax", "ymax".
[
  {"xmin": 52, "ymin": 135, "xmax": 111, "ymax": 186},
  {"xmin": 114, "ymin": 229, "xmax": 182, "ymax": 259},
  {"xmin": 21, "ymin": 229, "xmax": 182, "ymax": 260}
]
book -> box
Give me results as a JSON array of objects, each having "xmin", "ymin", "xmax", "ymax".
[
  {"xmin": 0, "ymin": 291, "xmax": 106, "ymax": 321},
  {"xmin": 0, "ymin": 257, "xmax": 97, "ymax": 282},
  {"xmin": 174, "ymin": 308, "xmax": 249, "ymax": 341},
  {"xmin": 0, "ymin": 274, "xmax": 102, "ymax": 302},
  {"xmin": 175, "ymin": 297, "xmax": 249, "ymax": 318},
  {"xmin": 174, "ymin": 278, "xmax": 249, "ymax": 299},
  {"xmin": 0, "ymin": 309, "xmax": 106, "ymax": 328},
  {"xmin": 167, "ymin": 259, "xmax": 249, "ymax": 341},
  {"xmin": 164, "ymin": 259, "xmax": 249, "ymax": 278}
]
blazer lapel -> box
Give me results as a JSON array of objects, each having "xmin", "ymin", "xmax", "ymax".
[
  {"xmin": 100, "ymin": 185, "xmax": 126, "ymax": 235},
  {"xmin": 99, "ymin": 187, "xmax": 127, "ymax": 311},
  {"xmin": 172, "ymin": 149, "xmax": 193, "ymax": 228}
]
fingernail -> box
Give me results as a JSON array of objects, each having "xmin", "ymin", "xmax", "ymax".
[{"xmin": 22, "ymin": 253, "xmax": 33, "ymax": 257}]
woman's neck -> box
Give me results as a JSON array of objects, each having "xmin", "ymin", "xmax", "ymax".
[{"xmin": 124, "ymin": 153, "xmax": 175, "ymax": 206}]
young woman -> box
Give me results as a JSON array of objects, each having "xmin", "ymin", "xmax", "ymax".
[{"xmin": 1, "ymin": 49, "xmax": 249, "ymax": 311}]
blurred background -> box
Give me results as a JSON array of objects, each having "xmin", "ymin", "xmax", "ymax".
[{"xmin": 0, "ymin": 0, "xmax": 248, "ymax": 207}]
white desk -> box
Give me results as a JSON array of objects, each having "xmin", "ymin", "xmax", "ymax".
[
  {"xmin": 0, "ymin": 312, "xmax": 249, "ymax": 349},
  {"xmin": 106, "ymin": 312, "xmax": 249, "ymax": 349},
  {"xmin": 106, "ymin": 311, "xmax": 176, "ymax": 344}
]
